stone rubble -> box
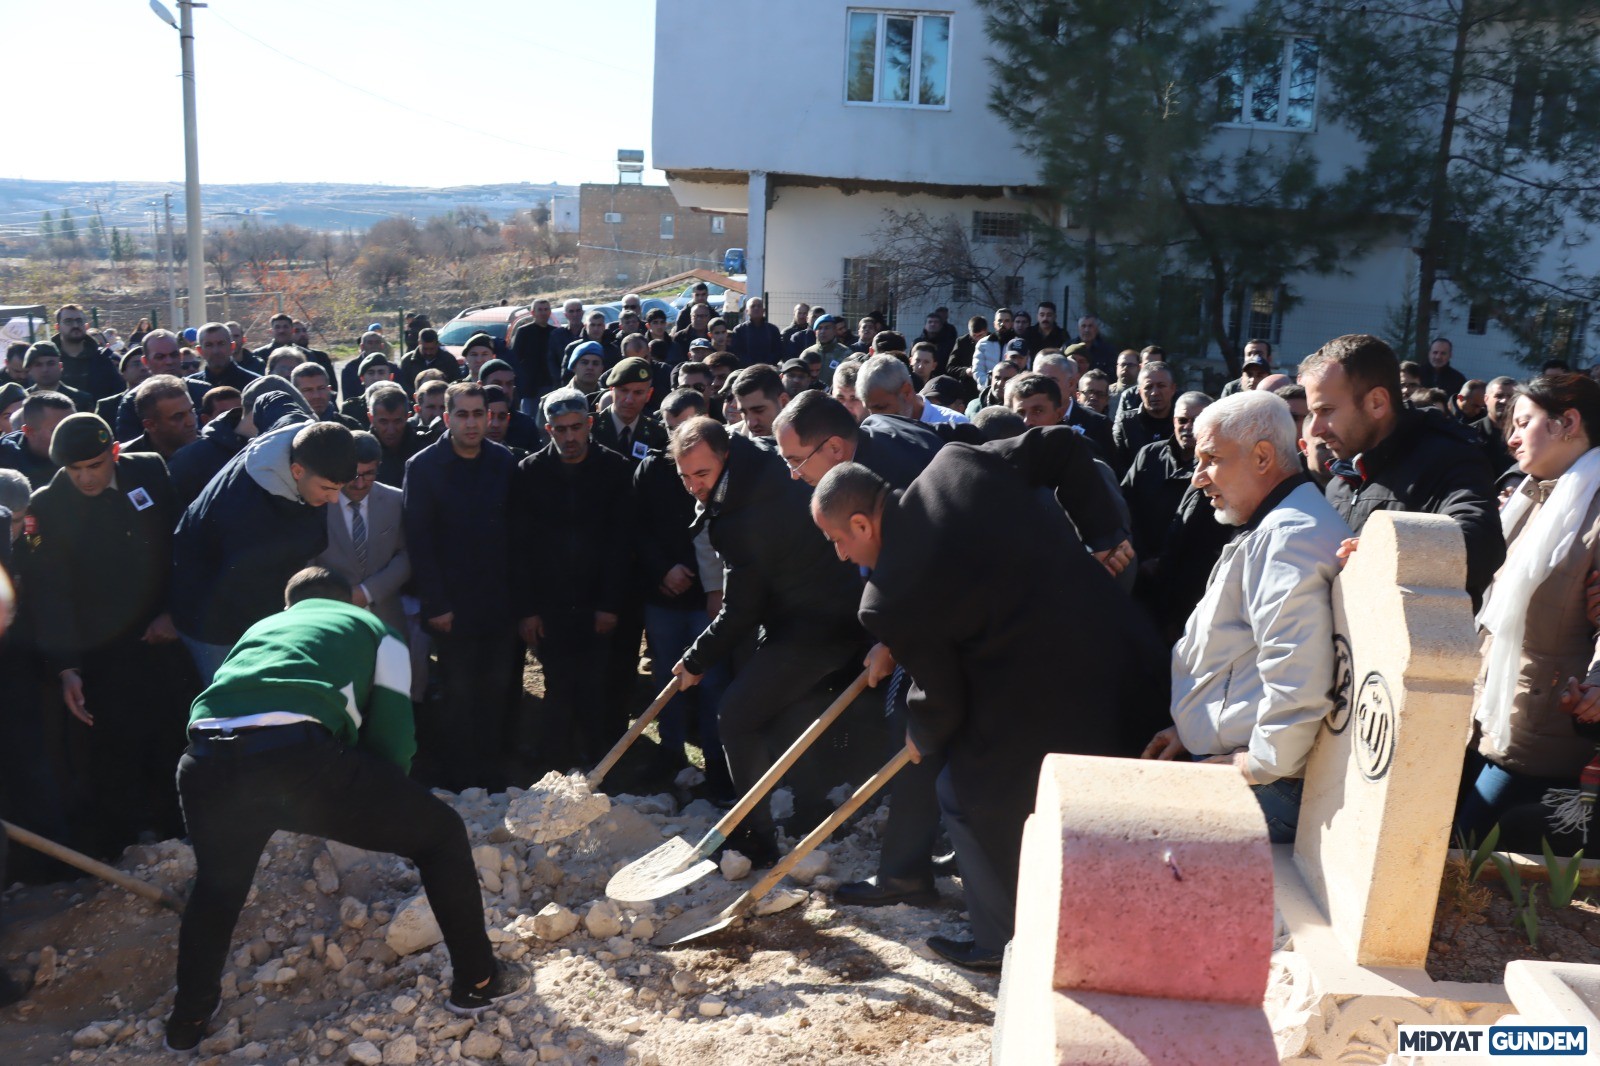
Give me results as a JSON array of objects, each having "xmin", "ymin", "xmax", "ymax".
[{"xmin": 0, "ymin": 777, "xmax": 997, "ymax": 1065}]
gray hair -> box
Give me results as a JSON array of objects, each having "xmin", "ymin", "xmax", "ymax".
[
  {"xmin": 0, "ymin": 468, "xmax": 31, "ymax": 514},
  {"xmin": 1196, "ymin": 390, "xmax": 1300, "ymax": 474},
  {"xmin": 542, "ymin": 386, "xmax": 589, "ymax": 423},
  {"xmin": 1175, "ymin": 391, "xmax": 1213, "ymax": 411},
  {"xmin": 366, "ymin": 381, "xmax": 409, "ymax": 412},
  {"xmin": 857, "ymin": 354, "xmax": 911, "ymax": 398},
  {"xmin": 141, "ymin": 328, "xmax": 179, "ymax": 349},
  {"xmin": 290, "ymin": 361, "xmax": 328, "ymax": 385}
]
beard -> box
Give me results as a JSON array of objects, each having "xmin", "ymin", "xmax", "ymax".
[{"xmin": 1209, "ymin": 500, "xmax": 1246, "ymax": 527}]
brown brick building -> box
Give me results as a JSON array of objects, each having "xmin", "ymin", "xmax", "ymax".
[{"xmin": 577, "ymin": 183, "xmax": 748, "ymax": 285}]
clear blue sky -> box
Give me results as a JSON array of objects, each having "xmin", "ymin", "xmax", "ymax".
[{"xmin": 5, "ymin": 0, "xmax": 660, "ymax": 187}]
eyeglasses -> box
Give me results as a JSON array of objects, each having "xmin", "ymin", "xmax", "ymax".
[{"xmin": 784, "ymin": 440, "xmax": 829, "ymax": 477}]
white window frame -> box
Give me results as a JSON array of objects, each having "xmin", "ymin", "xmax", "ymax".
[
  {"xmin": 711, "ymin": 216, "xmax": 726, "ymax": 235},
  {"xmin": 844, "ymin": 9, "xmax": 953, "ymax": 111},
  {"xmin": 972, "ymin": 211, "xmax": 1026, "ymax": 243},
  {"xmin": 1217, "ymin": 35, "xmax": 1320, "ymax": 133},
  {"xmin": 603, "ymin": 212, "xmax": 623, "ymax": 224},
  {"xmin": 660, "ymin": 214, "xmax": 674, "ymax": 240}
]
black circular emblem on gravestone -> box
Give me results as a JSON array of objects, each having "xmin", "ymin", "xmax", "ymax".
[
  {"xmin": 1353, "ymin": 671, "xmax": 1395, "ymax": 781},
  {"xmin": 1326, "ymin": 634, "xmax": 1354, "ymax": 734}
]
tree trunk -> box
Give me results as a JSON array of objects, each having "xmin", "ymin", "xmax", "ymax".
[{"xmin": 1415, "ymin": 2, "xmax": 1473, "ymax": 363}]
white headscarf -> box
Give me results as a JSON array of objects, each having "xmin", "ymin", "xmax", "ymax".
[{"xmin": 1476, "ymin": 446, "xmax": 1600, "ymax": 753}]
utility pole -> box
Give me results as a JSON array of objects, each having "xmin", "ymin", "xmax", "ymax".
[
  {"xmin": 164, "ymin": 193, "xmax": 180, "ymax": 330},
  {"xmin": 178, "ymin": 0, "xmax": 207, "ymax": 324}
]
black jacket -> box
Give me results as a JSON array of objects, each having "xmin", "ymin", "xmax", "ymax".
[
  {"xmin": 854, "ymin": 414, "xmax": 944, "ymax": 490},
  {"xmin": 376, "ymin": 425, "xmax": 424, "ymax": 488},
  {"xmin": 396, "ymin": 348, "xmax": 462, "ymax": 396},
  {"xmin": 24, "ymin": 453, "xmax": 177, "ymax": 668},
  {"xmin": 1149, "ymin": 483, "xmax": 1238, "ymax": 644},
  {"xmin": 168, "ymin": 407, "xmax": 248, "ymax": 508},
  {"xmin": 187, "ymin": 362, "xmax": 260, "ymax": 394},
  {"xmin": 1121, "ymin": 438, "xmax": 1194, "ymax": 561},
  {"xmin": 113, "ymin": 379, "xmax": 209, "ymax": 442},
  {"xmin": 1112, "ymin": 406, "xmax": 1172, "ymax": 475},
  {"xmin": 680, "ymin": 434, "xmax": 864, "ymax": 674},
  {"xmin": 401, "ymin": 434, "xmax": 516, "ymax": 632},
  {"xmin": 52, "ymin": 335, "xmax": 122, "ymax": 401},
  {"xmin": 1473, "ymin": 415, "xmax": 1516, "ymax": 479},
  {"xmin": 1324, "ymin": 408, "xmax": 1505, "ymax": 606},
  {"xmin": 512, "ymin": 441, "xmax": 635, "ymax": 618},
  {"xmin": 731, "ymin": 320, "xmax": 785, "ymax": 366},
  {"xmin": 858, "ymin": 428, "xmax": 1167, "ymax": 887},
  {"xmin": 0, "ymin": 431, "xmax": 58, "ymax": 489},
  {"xmin": 1021, "ymin": 323, "xmax": 1069, "ymax": 359},
  {"xmin": 509, "ymin": 320, "xmax": 570, "ymax": 401},
  {"xmin": 633, "ymin": 449, "xmax": 706, "ymax": 612},
  {"xmin": 1424, "ymin": 362, "xmax": 1467, "ymax": 398},
  {"xmin": 1065, "ymin": 401, "xmax": 1115, "ymax": 463}
]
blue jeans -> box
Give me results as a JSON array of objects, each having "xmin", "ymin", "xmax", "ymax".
[
  {"xmin": 643, "ymin": 604, "xmax": 727, "ymax": 764},
  {"xmin": 1252, "ymin": 777, "xmax": 1303, "ymax": 844},
  {"xmin": 181, "ymin": 634, "xmax": 233, "ymax": 688}
]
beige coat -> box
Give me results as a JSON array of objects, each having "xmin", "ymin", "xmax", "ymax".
[{"xmin": 1475, "ymin": 477, "xmax": 1600, "ymax": 777}]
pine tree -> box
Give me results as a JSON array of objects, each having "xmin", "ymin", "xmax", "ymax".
[
  {"xmin": 40, "ymin": 211, "xmax": 55, "ymax": 242},
  {"xmin": 58, "ymin": 209, "xmax": 80, "ymax": 250},
  {"xmin": 1278, "ymin": 0, "xmax": 1600, "ymax": 363},
  {"xmin": 87, "ymin": 214, "xmax": 107, "ymax": 256}
]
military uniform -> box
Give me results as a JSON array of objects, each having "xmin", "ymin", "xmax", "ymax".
[
  {"xmin": 25, "ymin": 445, "xmax": 193, "ymax": 855},
  {"xmin": 589, "ymin": 407, "xmax": 667, "ymax": 465}
]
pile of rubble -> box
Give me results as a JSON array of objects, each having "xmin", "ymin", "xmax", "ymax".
[{"xmin": 2, "ymin": 772, "xmax": 997, "ymax": 1065}]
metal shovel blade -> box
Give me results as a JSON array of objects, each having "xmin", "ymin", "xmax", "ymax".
[
  {"xmin": 653, "ymin": 894, "xmax": 748, "ymax": 946},
  {"xmin": 605, "ymin": 836, "xmax": 718, "ymax": 902}
]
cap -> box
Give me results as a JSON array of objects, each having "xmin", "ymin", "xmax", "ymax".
[
  {"xmin": 800, "ymin": 349, "xmax": 823, "ymax": 366},
  {"xmin": 357, "ymin": 353, "xmax": 393, "ymax": 375},
  {"xmin": 813, "ymin": 314, "xmax": 841, "ymax": 327},
  {"xmin": 779, "ymin": 359, "xmax": 808, "ymax": 374},
  {"xmin": 688, "ymin": 338, "xmax": 714, "ymax": 351},
  {"xmin": 1004, "ymin": 338, "xmax": 1027, "ymax": 355},
  {"xmin": 461, "ymin": 332, "xmax": 497, "ymax": 354},
  {"xmin": 920, "ymin": 375, "xmax": 963, "ymax": 406},
  {"xmin": 49, "ymin": 413, "xmax": 114, "ymax": 466},
  {"xmin": 604, "ymin": 356, "xmax": 654, "ymax": 388},
  {"xmin": 542, "ymin": 389, "xmax": 590, "ymax": 421},
  {"xmin": 1242, "ymin": 352, "xmax": 1270, "ymax": 369},
  {"xmin": 0, "ymin": 381, "xmax": 25, "ymax": 409},
  {"xmin": 1062, "ymin": 342, "xmax": 1089, "ymax": 359},
  {"xmin": 25, "ymin": 341, "xmax": 60, "ymax": 367},
  {"xmin": 479, "ymin": 358, "xmax": 513, "ymax": 378},
  {"xmin": 565, "ymin": 340, "xmax": 606, "ymax": 372},
  {"xmin": 367, "ymin": 322, "xmax": 384, "ymax": 332},
  {"xmin": 181, "ymin": 327, "xmax": 198, "ymax": 343}
]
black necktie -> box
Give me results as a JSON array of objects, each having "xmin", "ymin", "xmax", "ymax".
[{"xmin": 619, "ymin": 424, "xmax": 632, "ymax": 453}]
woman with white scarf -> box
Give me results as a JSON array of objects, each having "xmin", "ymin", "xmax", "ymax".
[{"xmin": 1457, "ymin": 372, "xmax": 1600, "ymax": 842}]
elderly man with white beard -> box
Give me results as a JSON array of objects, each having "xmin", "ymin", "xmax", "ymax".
[{"xmin": 1142, "ymin": 390, "xmax": 1351, "ymax": 843}]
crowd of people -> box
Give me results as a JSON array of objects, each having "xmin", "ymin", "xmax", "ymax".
[{"xmin": 1, "ymin": 289, "xmax": 1598, "ymax": 1043}]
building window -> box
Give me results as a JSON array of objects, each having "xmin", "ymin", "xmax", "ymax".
[
  {"xmin": 711, "ymin": 216, "xmax": 726, "ymax": 234},
  {"xmin": 972, "ymin": 211, "xmax": 1025, "ymax": 242},
  {"xmin": 1003, "ymin": 276, "xmax": 1025, "ymax": 307},
  {"xmin": 660, "ymin": 214, "xmax": 674, "ymax": 240},
  {"xmin": 950, "ymin": 278, "xmax": 972, "ymax": 302},
  {"xmin": 603, "ymin": 212, "xmax": 623, "ymax": 224},
  {"xmin": 1507, "ymin": 64, "xmax": 1587, "ymax": 152},
  {"xmin": 842, "ymin": 257, "xmax": 895, "ymax": 325},
  {"xmin": 1217, "ymin": 36, "xmax": 1318, "ymax": 130},
  {"xmin": 1230, "ymin": 285, "xmax": 1284, "ymax": 346},
  {"xmin": 1467, "ymin": 302, "xmax": 1491, "ymax": 336},
  {"xmin": 846, "ymin": 10, "xmax": 951, "ymax": 108}
]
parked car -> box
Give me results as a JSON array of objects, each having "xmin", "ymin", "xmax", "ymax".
[
  {"xmin": 585, "ymin": 296, "xmax": 679, "ymax": 326},
  {"xmin": 437, "ymin": 304, "xmax": 530, "ymax": 357},
  {"xmin": 671, "ymin": 282, "xmax": 744, "ymax": 313},
  {"xmin": 722, "ymin": 248, "xmax": 746, "ymax": 274}
]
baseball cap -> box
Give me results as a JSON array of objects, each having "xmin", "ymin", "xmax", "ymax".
[
  {"xmin": 688, "ymin": 338, "xmax": 714, "ymax": 352},
  {"xmin": 779, "ymin": 359, "xmax": 808, "ymax": 374},
  {"xmin": 1242, "ymin": 352, "xmax": 1269, "ymax": 369},
  {"xmin": 1004, "ymin": 338, "xmax": 1027, "ymax": 355},
  {"xmin": 813, "ymin": 314, "xmax": 841, "ymax": 327}
]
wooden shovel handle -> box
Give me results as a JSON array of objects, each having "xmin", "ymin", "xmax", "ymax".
[
  {"xmin": 3, "ymin": 819, "xmax": 185, "ymax": 912},
  {"xmin": 587, "ymin": 677, "xmax": 682, "ymax": 789},
  {"xmin": 741, "ymin": 744, "xmax": 915, "ymax": 907},
  {"xmin": 709, "ymin": 670, "xmax": 871, "ymax": 842}
]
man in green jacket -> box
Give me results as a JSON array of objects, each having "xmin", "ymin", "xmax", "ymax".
[{"xmin": 165, "ymin": 567, "xmax": 528, "ymax": 1052}]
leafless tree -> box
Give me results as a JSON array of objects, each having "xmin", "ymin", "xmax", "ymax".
[{"xmin": 866, "ymin": 207, "xmax": 1048, "ymax": 310}]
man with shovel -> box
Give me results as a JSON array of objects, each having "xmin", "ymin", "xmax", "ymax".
[
  {"xmin": 669, "ymin": 416, "xmax": 867, "ymax": 867},
  {"xmin": 810, "ymin": 429, "xmax": 1167, "ymax": 971}
]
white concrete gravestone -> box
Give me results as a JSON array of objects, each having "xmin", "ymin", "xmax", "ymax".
[{"xmin": 1293, "ymin": 509, "xmax": 1479, "ymax": 969}]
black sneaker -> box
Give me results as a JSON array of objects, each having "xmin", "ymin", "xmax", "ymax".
[
  {"xmin": 447, "ymin": 960, "xmax": 532, "ymax": 1017},
  {"xmin": 163, "ymin": 1001, "xmax": 219, "ymax": 1052}
]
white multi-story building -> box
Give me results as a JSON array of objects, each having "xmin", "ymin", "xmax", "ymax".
[{"xmin": 653, "ymin": 0, "xmax": 1594, "ymax": 380}]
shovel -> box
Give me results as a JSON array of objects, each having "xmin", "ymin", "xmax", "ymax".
[
  {"xmin": 606, "ymin": 669, "xmax": 870, "ymax": 903},
  {"xmin": 653, "ymin": 744, "xmax": 916, "ymax": 946},
  {"xmin": 586, "ymin": 677, "xmax": 682, "ymax": 791},
  {"xmin": 3, "ymin": 820, "xmax": 185, "ymax": 912}
]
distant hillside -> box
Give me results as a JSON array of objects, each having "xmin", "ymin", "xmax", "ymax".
[{"xmin": 0, "ymin": 179, "xmax": 579, "ymax": 234}]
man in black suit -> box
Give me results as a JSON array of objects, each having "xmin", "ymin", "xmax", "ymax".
[
  {"xmin": 810, "ymin": 430, "xmax": 1165, "ymax": 971},
  {"xmin": 589, "ymin": 357, "xmax": 667, "ymax": 464},
  {"xmin": 1032, "ymin": 352, "xmax": 1113, "ymax": 460}
]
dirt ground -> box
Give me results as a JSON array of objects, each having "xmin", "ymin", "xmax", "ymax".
[{"xmin": 0, "ymin": 657, "xmax": 996, "ymax": 1065}]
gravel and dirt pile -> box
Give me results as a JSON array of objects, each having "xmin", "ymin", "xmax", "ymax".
[{"xmin": 0, "ymin": 774, "xmax": 996, "ymax": 1065}]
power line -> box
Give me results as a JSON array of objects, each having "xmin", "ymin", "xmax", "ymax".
[{"xmin": 207, "ymin": 11, "xmax": 643, "ymax": 173}]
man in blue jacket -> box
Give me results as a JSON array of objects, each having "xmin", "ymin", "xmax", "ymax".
[{"xmin": 171, "ymin": 421, "xmax": 356, "ymax": 683}]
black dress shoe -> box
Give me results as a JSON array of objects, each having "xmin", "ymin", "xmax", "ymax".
[
  {"xmin": 926, "ymin": 935, "xmax": 1004, "ymax": 972},
  {"xmin": 714, "ymin": 826, "xmax": 780, "ymax": 869},
  {"xmin": 931, "ymin": 851, "xmax": 959, "ymax": 876},
  {"xmin": 834, "ymin": 875, "xmax": 939, "ymax": 908}
]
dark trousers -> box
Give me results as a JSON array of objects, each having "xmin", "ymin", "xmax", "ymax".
[
  {"xmin": 173, "ymin": 727, "xmax": 493, "ymax": 1019},
  {"xmin": 603, "ymin": 608, "xmax": 645, "ymax": 743},
  {"xmin": 536, "ymin": 611, "xmax": 611, "ymax": 768},
  {"xmin": 878, "ymin": 687, "xmax": 944, "ymax": 882},
  {"xmin": 937, "ymin": 766, "xmax": 1016, "ymax": 952},
  {"xmin": 78, "ymin": 636, "xmax": 191, "ymax": 855},
  {"xmin": 433, "ymin": 627, "xmax": 520, "ymax": 791},
  {"xmin": 717, "ymin": 635, "xmax": 860, "ymax": 835},
  {"xmin": 0, "ymin": 645, "xmax": 70, "ymax": 857}
]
